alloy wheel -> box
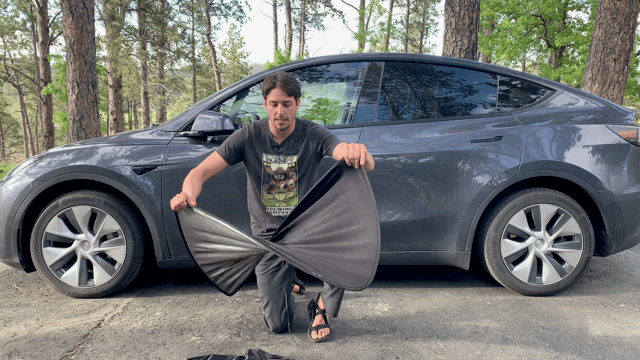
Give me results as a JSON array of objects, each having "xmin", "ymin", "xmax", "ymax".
[
  {"xmin": 501, "ymin": 203, "xmax": 584, "ymax": 286},
  {"xmin": 41, "ymin": 205, "xmax": 127, "ymax": 288}
]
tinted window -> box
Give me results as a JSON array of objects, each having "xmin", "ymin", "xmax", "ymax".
[
  {"xmin": 497, "ymin": 76, "xmax": 551, "ymax": 111},
  {"xmin": 353, "ymin": 62, "xmax": 383, "ymax": 124},
  {"xmin": 217, "ymin": 62, "xmax": 368, "ymax": 127},
  {"xmin": 377, "ymin": 62, "xmax": 498, "ymax": 122}
]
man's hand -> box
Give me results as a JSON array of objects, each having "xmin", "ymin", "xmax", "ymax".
[
  {"xmin": 332, "ymin": 142, "xmax": 375, "ymax": 172},
  {"xmin": 170, "ymin": 192, "xmax": 197, "ymax": 211}
]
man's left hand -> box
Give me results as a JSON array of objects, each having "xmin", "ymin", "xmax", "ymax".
[{"xmin": 333, "ymin": 143, "xmax": 375, "ymax": 172}]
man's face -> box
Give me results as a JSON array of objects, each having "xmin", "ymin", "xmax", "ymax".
[{"xmin": 263, "ymin": 87, "xmax": 300, "ymax": 134}]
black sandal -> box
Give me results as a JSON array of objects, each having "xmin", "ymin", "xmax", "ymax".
[
  {"xmin": 292, "ymin": 277, "xmax": 305, "ymax": 295},
  {"xmin": 307, "ymin": 293, "xmax": 331, "ymax": 343}
]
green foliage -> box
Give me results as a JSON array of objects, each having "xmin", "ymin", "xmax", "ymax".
[
  {"xmin": 219, "ymin": 24, "xmax": 251, "ymax": 88},
  {"xmin": 300, "ymin": 97, "xmax": 341, "ymax": 125},
  {"xmin": 0, "ymin": 91, "xmax": 21, "ymax": 159},
  {"xmin": 265, "ymin": 48, "xmax": 294, "ymax": 69},
  {"xmin": 0, "ymin": 161, "xmax": 18, "ymax": 180},
  {"xmin": 625, "ymin": 34, "xmax": 640, "ymax": 106},
  {"xmin": 298, "ymin": 82, "xmax": 349, "ymax": 125},
  {"xmin": 41, "ymin": 54, "xmax": 67, "ymax": 103},
  {"xmin": 479, "ymin": 0, "xmax": 595, "ymax": 85},
  {"xmin": 41, "ymin": 53, "xmax": 108, "ymax": 139},
  {"xmin": 352, "ymin": 0, "xmax": 385, "ymax": 53}
]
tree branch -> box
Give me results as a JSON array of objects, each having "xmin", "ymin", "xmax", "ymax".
[
  {"xmin": 49, "ymin": 9, "xmax": 62, "ymax": 29},
  {"xmin": 341, "ymin": 0, "xmax": 359, "ymax": 12}
]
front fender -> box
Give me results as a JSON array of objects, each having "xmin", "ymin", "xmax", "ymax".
[{"xmin": 14, "ymin": 165, "xmax": 169, "ymax": 266}]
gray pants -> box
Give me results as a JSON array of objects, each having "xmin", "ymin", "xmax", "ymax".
[{"xmin": 255, "ymin": 252, "xmax": 344, "ymax": 333}]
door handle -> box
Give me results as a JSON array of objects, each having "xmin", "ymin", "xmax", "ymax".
[{"xmin": 470, "ymin": 135, "xmax": 503, "ymax": 143}]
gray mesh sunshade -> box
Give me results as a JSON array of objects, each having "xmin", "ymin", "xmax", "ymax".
[{"xmin": 176, "ymin": 160, "xmax": 380, "ymax": 296}]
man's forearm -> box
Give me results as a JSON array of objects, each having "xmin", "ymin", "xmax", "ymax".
[{"xmin": 181, "ymin": 151, "xmax": 230, "ymax": 200}]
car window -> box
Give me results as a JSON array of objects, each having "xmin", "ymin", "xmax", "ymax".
[
  {"xmin": 353, "ymin": 62, "xmax": 383, "ymax": 124},
  {"xmin": 497, "ymin": 76, "xmax": 552, "ymax": 111},
  {"xmin": 217, "ymin": 62, "xmax": 368, "ymax": 128},
  {"xmin": 376, "ymin": 62, "xmax": 498, "ymax": 122}
]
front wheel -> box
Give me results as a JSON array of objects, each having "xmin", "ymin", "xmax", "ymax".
[
  {"xmin": 31, "ymin": 190, "xmax": 146, "ymax": 298},
  {"xmin": 478, "ymin": 188, "xmax": 594, "ymax": 296}
]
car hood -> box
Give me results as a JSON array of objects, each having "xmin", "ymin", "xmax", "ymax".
[{"xmin": 54, "ymin": 127, "xmax": 175, "ymax": 151}]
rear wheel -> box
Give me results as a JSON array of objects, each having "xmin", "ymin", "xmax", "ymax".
[
  {"xmin": 31, "ymin": 190, "xmax": 146, "ymax": 298},
  {"xmin": 478, "ymin": 188, "xmax": 594, "ymax": 296}
]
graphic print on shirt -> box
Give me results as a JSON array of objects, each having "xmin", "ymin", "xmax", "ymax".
[{"xmin": 262, "ymin": 154, "xmax": 298, "ymax": 216}]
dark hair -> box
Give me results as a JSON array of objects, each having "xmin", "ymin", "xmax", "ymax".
[{"xmin": 261, "ymin": 71, "xmax": 301, "ymax": 101}]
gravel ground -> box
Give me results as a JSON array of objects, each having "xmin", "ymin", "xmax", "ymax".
[{"xmin": 1, "ymin": 245, "xmax": 639, "ymax": 360}]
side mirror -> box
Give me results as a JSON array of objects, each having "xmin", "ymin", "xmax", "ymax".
[{"xmin": 178, "ymin": 110, "xmax": 235, "ymax": 139}]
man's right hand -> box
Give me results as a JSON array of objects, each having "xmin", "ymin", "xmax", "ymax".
[{"xmin": 170, "ymin": 192, "xmax": 197, "ymax": 211}]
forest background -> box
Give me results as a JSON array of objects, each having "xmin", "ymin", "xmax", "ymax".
[{"xmin": 0, "ymin": 0, "xmax": 638, "ymax": 173}]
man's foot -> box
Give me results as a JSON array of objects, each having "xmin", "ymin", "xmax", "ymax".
[{"xmin": 307, "ymin": 293, "xmax": 331, "ymax": 342}]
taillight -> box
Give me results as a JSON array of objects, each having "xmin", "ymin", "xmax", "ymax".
[{"xmin": 606, "ymin": 124, "xmax": 639, "ymax": 146}]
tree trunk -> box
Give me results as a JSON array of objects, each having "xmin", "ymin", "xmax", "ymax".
[
  {"xmin": 582, "ymin": 0, "xmax": 640, "ymax": 105},
  {"xmin": 285, "ymin": 0, "xmax": 292, "ymax": 53},
  {"xmin": 16, "ymin": 83, "xmax": 31, "ymax": 158},
  {"xmin": 105, "ymin": 0, "xmax": 125, "ymax": 135},
  {"xmin": 137, "ymin": 0, "xmax": 151, "ymax": 128},
  {"xmin": 191, "ymin": 2, "xmax": 197, "ymax": 104},
  {"xmin": 358, "ymin": 0, "xmax": 365, "ymax": 51},
  {"xmin": 155, "ymin": 0, "xmax": 167, "ymax": 124},
  {"xmin": 128, "ymin": 99, "xmax": 132, "ymax": 130},
  {"xmin": 273, "ymin": 0, "xmax": 278, "ymax": 53},
  {"xmin": 404, "ymin": 0, "xmax": 410, "ymax": 53},
  {"xmin": 156, "ymin": 59, "xmax": 166, "ymax": 124},
  {"xmin": 107, "ymin": 61, "xmax": 124, "ymax": 134},
  {"xmin": 203, "ymin": 0, "xmax": 222, "ymax": 92},
  {"xmin": 30, "ymin": 5, "xmax": 42, "ymax": 153},
  {"xmin": 442, "ymin": 0, "xmax": 480, "ymax": 60},
  {"xmin": 133, "ymin": 100, "xmax": 139, "ymax": 129},
  {"xmin": 62, "ymin": 0, "xmax": 101, "ymax": 142},
  {"xmin": 36, "ymin": 0, "xmax": 55, "ymax": 150},
  {"xmin": 299, "ymin": 0, "xmax": 306, "ymax": 58},
  {"xmin": 385, "ymin": 0, "xmax": 394, "ymax": 52},
  {"xmin": 479, "ymin": 21, "xmax": 495, "ymax": 63},
  {"xmin": 0, "ymin": 119, "xmax": 5, "ymax": 161}
]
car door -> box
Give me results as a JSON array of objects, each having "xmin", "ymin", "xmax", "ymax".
[
  {"xmin": 357, "ymin": 61, "xmax": 525, "ymax": 253},
  {"xmin": 162, "ymin": 62, "xmax": 369, "ymax": 259}
]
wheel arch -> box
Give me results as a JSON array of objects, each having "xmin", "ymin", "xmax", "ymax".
[
  {"xmin": 15, "ymin": 172, "xmax": 168, "ymax": 272},
  {"xmin": 466, "ymin": 171, "xmax": 614, "ymax": 262}
]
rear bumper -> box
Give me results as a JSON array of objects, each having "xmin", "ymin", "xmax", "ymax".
[{"xmin": 599, "ymin": 185, "xmax": 640, "ymax": 256}]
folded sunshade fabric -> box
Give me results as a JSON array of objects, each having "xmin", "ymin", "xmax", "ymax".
[
  {"xmin": 188, "ymin": 348, "xmax": 295, "ymax": 360},
  {"xmin": 176, "ymin": 159, "xmax": 380, "ymax": 296}
]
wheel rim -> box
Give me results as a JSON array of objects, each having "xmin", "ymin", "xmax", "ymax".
[
  {"xmin": 501, "ymin": 203, "xmax": 584, "ymax": 286},
  {"xmin": 41, "ymin": 205, "xmax": 127, "ymax": 288}
]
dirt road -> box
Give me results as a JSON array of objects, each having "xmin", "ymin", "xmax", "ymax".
[{"xmin": 2, "ymin": 246, "xmax": 639, "ymax": 360}]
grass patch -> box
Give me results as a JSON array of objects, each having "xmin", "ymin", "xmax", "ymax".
[{"xmin": 0, "ymin": 161, "xmax": 19, "ymax": 181}]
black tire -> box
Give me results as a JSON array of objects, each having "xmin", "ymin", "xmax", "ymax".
[
  {"xmin": 478, "ymin": 188, "xmax": 594, "ymax": 296},
  {"xmin": 30, "ymin": 190, "xmax": 146, "ymax": 298}
]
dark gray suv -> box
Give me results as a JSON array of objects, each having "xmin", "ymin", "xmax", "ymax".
[{"xmin": 1, "ymin": 53, "xmax": 638, "ymax": 298}]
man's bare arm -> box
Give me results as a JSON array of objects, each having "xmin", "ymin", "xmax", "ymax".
[
  {"xmin": 332, "ymin": 143, "xmax": 375, "ymax": 172},
  {"xmin": 170, "ymin": 151, "xmax": 229, "ymax": 211}
]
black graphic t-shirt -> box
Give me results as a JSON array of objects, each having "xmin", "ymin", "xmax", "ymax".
[{"xmin": 216, "ymin": 118, "xmax": 341, "ymax": 238}]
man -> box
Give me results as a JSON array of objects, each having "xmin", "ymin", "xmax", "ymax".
[{"xmin": 170, "ymin": 71, "xmax": 374, "ymax": 342}]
